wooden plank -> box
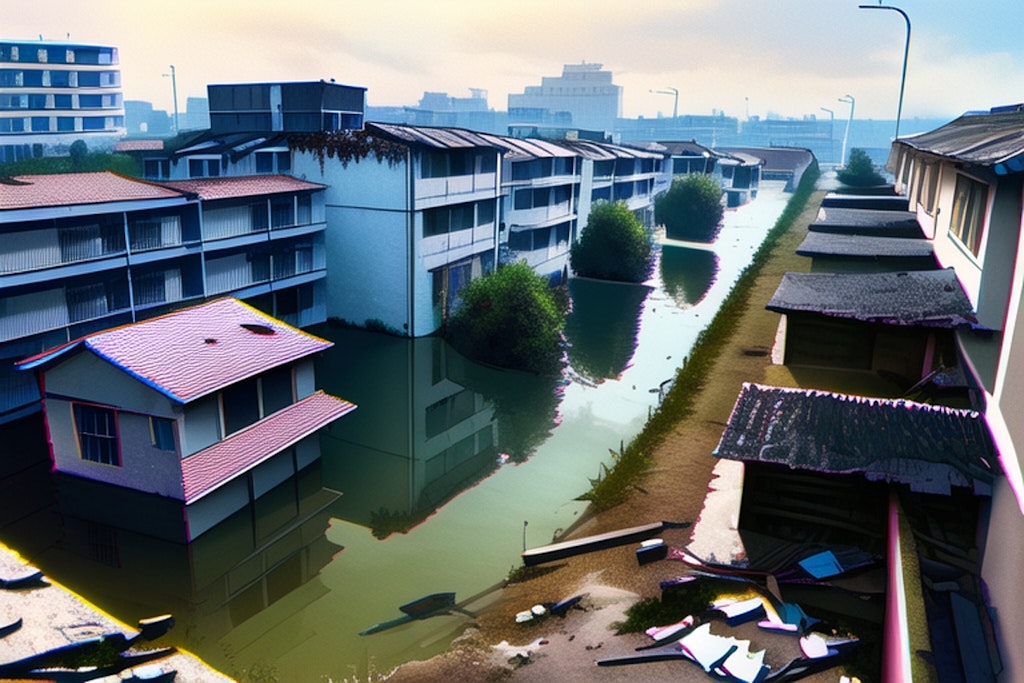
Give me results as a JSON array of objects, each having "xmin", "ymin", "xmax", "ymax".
[{"xmin": 521, "ymin": 521, "xmax": 666, "ymax": 567}]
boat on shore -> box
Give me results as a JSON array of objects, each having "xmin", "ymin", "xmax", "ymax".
[{"xmin": 521, "ymin": 521, "xmax": 688, "ymax": 566}]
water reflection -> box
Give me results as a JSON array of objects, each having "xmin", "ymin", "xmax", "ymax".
[
  {"xmin": 563, "ymin": 278, "xmax": 650, "ymax": 383},
  {"xmin": 0, "ymin": 434, "xmax": 340, "ymax": 670},
  {"xmin": 316, "ymin": 328, "xmax": 561, "ymax": 537},
  {"xmin": 660, "ymin": 244, "xmax": 719, "ymax": 309}
]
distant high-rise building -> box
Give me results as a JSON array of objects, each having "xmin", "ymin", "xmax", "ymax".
[
  {"xmin": 508, "ymin": 63, "xmax": 622, "ymax": 133},
  {"xmin": 0, "ymin": 38, "xmax": 125, "ymax": 162},
  {"xmin": 183, "ymin": 96, "xmax": 209, "ymax": 132}
]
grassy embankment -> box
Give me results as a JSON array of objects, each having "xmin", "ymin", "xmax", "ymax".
[{"xmin": 579, "ymin": 163, "xmax": 821, "ymax": 511}]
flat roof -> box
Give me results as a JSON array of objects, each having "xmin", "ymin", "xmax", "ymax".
[
  {"xmin": 810, "ymin": 207, "xmax": 923, "ymax": 239},
  {"xmin": 796, "ymin": 232, "xmax": 935, "ymax": 260}
]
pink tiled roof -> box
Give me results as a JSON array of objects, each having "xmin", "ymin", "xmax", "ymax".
[
  {"xmin": 181, "ymin": 390, "xmax": 356, "ymax": 503},
  {"xmin": 0, "ymin": 172, "xmax": 186, "ymax": 211},
  {"xmin": 21, "ymin": 298, "xmax": 332, "ymax": 402},
  {"xmin": 159, "ymin": 175, "xmax": 325, "ymax": 200}
]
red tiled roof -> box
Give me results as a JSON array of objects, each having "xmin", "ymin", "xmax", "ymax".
[
  {"xmin": 114, "ymin": 139, "xmax": 165, "ymax": 152},
  {"xmin": 158, "ymin": 175, "xmax": 325, "ymax": 200},
  {"xmin": 20, "ymin": 298, "xmax": 332, "ymax": 402},
  {"xmin": 181, "ymin": 390, "xmax": 355, "ymax": 503},
  {"xmin": 0, "ymin": 172, "xmax": 185, "ymax": 211}
]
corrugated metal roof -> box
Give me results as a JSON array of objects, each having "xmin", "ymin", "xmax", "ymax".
[
  {"xmin": 0, "ymin": 172, "xmax": 186, "ymax": 211},
  {"xmin": 478, "ymin": 133, "xmax": 577, "ymax": 159},
  {"xmin": 19, "ymin": 298, "xmax": 333, "ymax": 402},
  {"xmin": 766, "ymin": 268, "xmax": 977, "ymax": 327},
  {"xmin": 159, "ymin": 174, "xmax": 325, "ymax": 200},
  {"xmin": 896, "ymin": 107, "xmax": 1024, "ymax": 173},
  {"xmin": 796, "ymin": 232, "xmax": 935, "ymax": 259},
  {"xmin": 656, "ymin": 140, "xmax": 722, "ymax": 158},
  {"xmin": 714, "ymin": 382, "xmax": 995, "ymax": 495},
  {"xmin": 365, "ymin": 122, "xmax": 500, "ymax": 150},
  {"xmin": 181, "ymin": 390, "xmax": 355, "ymax": 503},
  {"xmin": 557, "ymin": 139, "xmax": 618, "ymax": 161}
]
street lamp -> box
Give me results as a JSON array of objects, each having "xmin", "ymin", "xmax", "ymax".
[
  {"xmin": 162, "ymin": 65, "xmax": 180, "ymax": 134},
  {"xmin": 649, "ymin": 87, "xmax": 679, "ymax": 119},
  {"xmin": 860, "ymin": 4, "xmax": 911, "ymax": 140},
  {"xmin": 838, "ymin": 94, "xmax": 855, "ymax": 166},
  {"xmin": 820, "ymin": 107, "xmax": 835, "ymax": 163}
]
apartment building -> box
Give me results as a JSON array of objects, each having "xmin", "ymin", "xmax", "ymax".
[
  {"xmin": 0, "ymin": 171, "xmax": 328, "ymax": 423},
  {"xmin": 0, "ymin": 39, "xmax": 124, "ymax": 162}
]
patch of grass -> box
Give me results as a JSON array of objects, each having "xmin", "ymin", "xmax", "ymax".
[{"xmin": 578, "ymin": 163, "xmax": 821, "ymax": 511}]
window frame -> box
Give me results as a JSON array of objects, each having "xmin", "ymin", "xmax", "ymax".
[
  {"xmin": 73, "ymin": 402, "xmax": 121, "ymax": 466},
  {"xmin": 948, "ymin": 172, "xmax": 989, "ymax": 258}
]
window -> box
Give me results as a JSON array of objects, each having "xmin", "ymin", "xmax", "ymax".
[
  {"xmin": 222, "ymin": 377, "xmax": 260, "ymax": 435},
  {"xmin": 150, "ymin": 417, "xmax": 176, "ymax": 451},
  {"xmin": 57, "ymin": 117, "xmax": 74, "ymax": 131},
  {"xmin": 73, "ymin": 403, "xmax": 120, "ymax": 465},
  {"xmin": 189, "ymin": 157, "xmax": 221, "ymax": 178},
  {"xmin": 144, "ymin": 159, "xmax": 170, "ymax": 180},
  {"xmin": 31, "ymin": 116, "xmax": 49, "ymax": 132},
  {"xmin": 949, "ymin": 174, "xmax": 988, "ymax": 257}
]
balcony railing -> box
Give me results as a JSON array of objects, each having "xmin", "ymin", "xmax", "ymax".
[{"xmin": 1, "ymin": 224, "xmax": 125, "ymax": 274}]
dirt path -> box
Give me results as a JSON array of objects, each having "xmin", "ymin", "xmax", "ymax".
[{"xmin": 386, "ymin": 191, "xmax": 823, "ymax": 682}]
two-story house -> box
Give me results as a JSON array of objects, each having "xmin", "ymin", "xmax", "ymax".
[
  {"xmin": 16, "ymin": 297, "xmax": 355, "ymax": 541},
  {"xmin": 291, "ymin": 122, "xmax": 503, "ymax": 336}
]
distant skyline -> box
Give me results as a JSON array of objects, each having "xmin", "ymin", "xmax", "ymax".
[{"xmin": 6, "ymin": 1, "xmax": 1024, "ymax": 124}]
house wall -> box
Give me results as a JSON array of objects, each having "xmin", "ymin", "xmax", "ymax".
[
  {"xmin": 42, "ymin": 353, "xmax": 185, "ymax": 498},
  {"xmin": 294, "ymin": 150, "xmax": 414, "ymax": 333},
  {"xmin": 182, "ymin": 395, "xmax": 220, "ymax": 456}
]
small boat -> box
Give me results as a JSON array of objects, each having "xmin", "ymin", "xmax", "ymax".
[
  {"xmin": 360, "ymin": 592, "xmax": 458, "ymax": 635},
  {"xmin": 521, "ymin": 521, "xmax": 688, "ymax": 566}
]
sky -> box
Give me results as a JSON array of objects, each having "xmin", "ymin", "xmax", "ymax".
[{"xmin": 6, "ymin": 1, "xmax": 1024, "ymax": 123}]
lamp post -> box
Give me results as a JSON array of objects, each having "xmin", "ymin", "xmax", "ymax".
[
  {"xmin": 838, "ymin": 94, "xmax": 855, "ymax": 166},
  {"xmin": 860, "ymin": 4, "xmax": 911, "ymax": 140},
  {"xmin": 650, "ymin": 87, "xmax": 679, "ymax": 119},
  {"xmin": 162, "ymin": 65, "xmax": 180, "ymax": 134},
  {"xmin": 820, "ymin": 107, "xmax": 835, "ymax": 164}
]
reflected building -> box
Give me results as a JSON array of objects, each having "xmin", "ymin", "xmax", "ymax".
[
  {"xmin": 317, "ymin": 329, "xmax": 499, "ymax": 535},
  {"xmin": 28, "ymin": 460, "xmax": 341, "ymax": 654}
]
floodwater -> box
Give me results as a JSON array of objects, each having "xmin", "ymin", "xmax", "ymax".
[{"xmin": 2, "ymin": 181, "xmax": 791, "ymax": 681}]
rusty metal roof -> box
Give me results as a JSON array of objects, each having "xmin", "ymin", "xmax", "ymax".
[
  {"xmin": 896, "ymin": 105, "xmax": 1024, "ymax": 174},
  {"xmin": 478, "ymin": 133, "xmax": 577, "ymax": 159}
]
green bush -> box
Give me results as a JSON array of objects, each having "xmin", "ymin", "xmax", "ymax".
[
  {"xmin": 570, "ymin": 200, "xmax": 654, "ymax": 283},
  {"xmin": 837, "ymin": 148, "xmax": 886, "ymax": 187},
  {"xmin": 445, "ymin": 262, "xmax": 568, "ymax": 375},
  {"xmin": 655, "ymin": 173, "xmax": 725, "ymax": 242}
]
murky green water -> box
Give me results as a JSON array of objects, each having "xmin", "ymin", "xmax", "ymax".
[{"xmin": 4, "ymin": 182, "xmax": 790, "ymax": 681}]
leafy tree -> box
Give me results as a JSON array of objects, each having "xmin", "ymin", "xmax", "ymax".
[
  {"xmin": 655, "ymin": 173, "xmax": 724, "ymax": 242},
  {"xmin": 837, "ymin": 148, "xmax": 886, "ymax": 187},
  {"xmin": 69, "ymin": 140, "xmax": 89, "ymax": 169},
  {"xmin": 570, "ymin": 200, "xmax": 654, "ymax": 283},
  {"xmin": 445, "ymin": 261, "xmax": 568, "ymax": 375}
]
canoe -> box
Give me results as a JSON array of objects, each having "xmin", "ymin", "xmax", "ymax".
[
  {"xmin": 400, "ymin": 592, "xmax": 456, "ymax": 617},
  {"xmin": 522, "ymin": 521, "xmax": 685, "ymax": 566}
]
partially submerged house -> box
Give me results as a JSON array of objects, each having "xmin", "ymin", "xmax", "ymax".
[{"xmin": 16, "ymin": 298, "xmax": 355, "ymax": 540}]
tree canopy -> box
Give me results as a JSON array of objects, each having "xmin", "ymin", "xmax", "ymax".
[
  {"xmin": 655, "ymin": 173, "xmax": 724, "ymax": 242},
  {"xmin": 837, "ymin": 148, "xmax": 886, "ymax": 187},
  {"xmin": 445, "ymin": 261, "xmax": 568, "ymax": 375},
  {"xmin": 570, "ymin": 200, "xmax": 654, "ymax": 283}
]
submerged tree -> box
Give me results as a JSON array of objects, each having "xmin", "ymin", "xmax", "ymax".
[
  {"xmin": 445, "ymin": 261, "xmax": 568, "ymax": 375},
  {"xmin": 837, "ymin": 148, "xmax": 886, "ymax": 187},
  {"xmin": 655, "ymin": 173, "xmax": 725, "ymax": 242},
  {"xmin": 570, "ymin": 200, "xmax": 654, "ymax": 283}
]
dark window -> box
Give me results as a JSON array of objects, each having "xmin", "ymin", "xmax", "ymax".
[
  {"xmin": 143, "ymin": 159, "xmax": 170, "ymax": 180},
  {"xmin": 949, "ymin": 174, "xmax": 988, "ymax": 256},
  {"xmin": 477, "ymin": 199, "xmax": 495, "ymax": 226},
  {"xmin": 28, "ymin": 94, "xmax": 47, "ymax": 109},
  {"xmin": 54, "ymin": 94, "xmax": 72, "ymax": 109},
  {"xmin": 79, "ymin": 94, "xmax": 102, "ymax": 108},
  {"xmin": 270, "ymin": 196, "xmax": 293, "ymax": 228},
  {"xmin": 261, "ymin": 366, "xmax": 293, "ymax": 416},
  {"xmin": 150, "ymin": 417, "xmax": 176, "ymax": 450},
  {"xmin": 81, "ymin": 116, "xmax": 106, "ymax": 131},
  {"xmin": 222, "ymin": 378, "xmax": 260, "ymax": 435},
  {"xmin": 78, "ymin": 71, "xmax": 100, "ymax": 87},
  {"xmin": 255, "ymin": 152, "xmax": 274, "ymax": 173},
  {"xmin": 57, "ymin": 117, "xmax": 74, "ymax": 131},
  {"xmin": 31, "ymin": 116, "xmax": 49, "ymax": 131},
  {"xmin": 73, "ymin": 403, "xmax": 120, "ymax": 465}
]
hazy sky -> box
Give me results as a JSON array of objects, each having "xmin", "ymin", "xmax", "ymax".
[{"xmin": 6, "ymin": 1, "xmax": 1024, "ymax": 122}]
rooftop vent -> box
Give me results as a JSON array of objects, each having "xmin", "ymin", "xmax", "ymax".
[{"xmin": 240, "ymin": 323, "xmax": 276, "ymax": 336}]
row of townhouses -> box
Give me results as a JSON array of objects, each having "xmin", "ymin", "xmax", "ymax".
[{"xmin": 704, "ymin": 104, "xmax": 1023, "ymax": 680}]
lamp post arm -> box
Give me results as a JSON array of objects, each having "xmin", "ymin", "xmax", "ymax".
[{"xmin": 860, "ymin": 4, "xmax": 911, "ymax": 140}]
